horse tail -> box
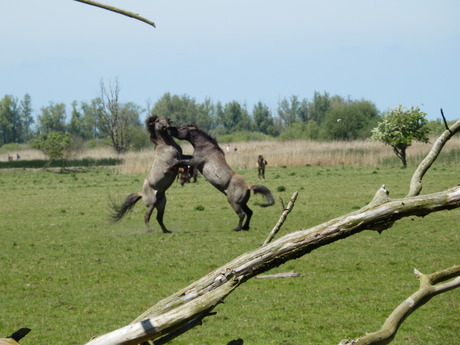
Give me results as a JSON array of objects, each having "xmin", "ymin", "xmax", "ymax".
[
  {"xmin": 250, "ymin": 185, "xmax": 275, "ymax": 207},
  {"xmin": 110, "ymin": 192, "xmax": 142, "ymax": 222}
]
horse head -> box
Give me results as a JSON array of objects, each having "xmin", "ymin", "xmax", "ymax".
[
  {"xmin": 145, "ymin": 115, "xmax": 174, "ymax": 143},
  {"xmin": 171, "ymin": 124, "xmax": 195, "ymax": 141}
]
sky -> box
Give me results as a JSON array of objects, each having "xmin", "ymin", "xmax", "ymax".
[{"xmin": 1, "ymin": 0, "xmax": 459, "ymax": 121}]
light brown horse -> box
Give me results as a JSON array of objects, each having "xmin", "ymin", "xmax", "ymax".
[
  {"xmin": 110, "ymin": 115, "xmax": 190, "ymax": 233},
  {"xmin": 170, "ymin": 124, "xmax": 274, "ymax": 231}
]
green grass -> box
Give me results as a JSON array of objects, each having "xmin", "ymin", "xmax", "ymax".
[{"xmin": 0, "ymin": 165, "xmax": 459, "ymax": 345}]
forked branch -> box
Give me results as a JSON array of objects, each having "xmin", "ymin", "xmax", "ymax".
[
  {"xmin": 407, "ymin": 114, "xmax": 460, "ymax": 197},
  {"xmin": 339, "ymin": 265, "xmax": 460, "ymax": 345},
  {"xmin": 263, "ymin": 191, "xmax": 298, "ymax": 246}
]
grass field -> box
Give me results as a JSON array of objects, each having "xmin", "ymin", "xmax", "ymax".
[{"xmin": 0, "ymin": 161, "xmax": 459, "ymax": 344}]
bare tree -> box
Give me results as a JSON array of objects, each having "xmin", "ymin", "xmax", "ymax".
[
  {"xmin": 98, "ymin": 79, "xmax": 141, "ymax": 154},
  {"xmin": 83, "ymin": 118, "xmax": 460, "ymax": 345}
]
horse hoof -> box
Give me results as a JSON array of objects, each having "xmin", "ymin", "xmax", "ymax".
[
  {"xmin": 163, "ymin": 230, "xmax": 172, "ymax": 234},
  {"xmin": 233, "ymin": 228, "xmax": 241, "ymax": 232}
]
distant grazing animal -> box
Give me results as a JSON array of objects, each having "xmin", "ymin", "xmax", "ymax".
[
  {"xmin": 110, "ymin": 115, "xmax": 190, "ymax": 233},
  {"xmin": 177, "ymin": 165, "xmax": 198, "ymax": 186},
  {"xmin": 257, "ymin": 155, "xmax": 267, "ymax": 180},
  {"xmin": 177, "ymin": 166, "xmax": 189, "ymax": 185},
  {"xmin": 170, "ymin": 124, "xmax": 274, "ymax": 231}
]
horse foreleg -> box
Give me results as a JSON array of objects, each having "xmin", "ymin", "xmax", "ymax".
[{"xmin": 156, "ymin": 194, "xmax": 172, "ymax": 233}]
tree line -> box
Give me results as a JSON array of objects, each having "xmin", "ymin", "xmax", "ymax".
[{"xmin": 0, "ymin": 80, "xmax": 448, "ymax": 155}]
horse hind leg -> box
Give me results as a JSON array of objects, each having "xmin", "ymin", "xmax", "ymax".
[
  {"xmin": 233, "ymin": 208, "xmax": 246, "ymax": 232},
  {"xmin": 155, "ymin": 193, "xmax": 171, "ymax": 233},
  {"xmin": 241, "ymin": 203, "xmax": 253, "ymax": 230},
  {"xmin": 144, "ymin": 204, "xmax": 155, "ymax": 233},
  {"xmin": 230, "ymin": 190, "xmax": 252, "ymax": 231}
]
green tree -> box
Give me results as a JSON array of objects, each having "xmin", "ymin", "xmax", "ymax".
[
  {"xmin": 80, "ymin": 98, "xmax": 104, "ymax": 140},
  {"xmin": 218, "ymin": 101, "xmax": 253, "ymax": 133},
  {"xmin": 152, "ymin": 93, "xmax": 214, "ymax": 130},
  {"xmin": 37, "ymin": 102, "xmax": 67, "ymax": 134},
  {"xmin": 69, "ymin": 101, "xmax": 85, "ymax": 139},
  {"xmin": 252, "ymin": 102, "xmax": 278, "ymax": 136},
  {"xmin": 33, "ymin": 131, "xmax": 71, "ymax": 163},
  {"xmin": 0, "ymin": 95, "xmax": 19, "ymax": 145},
  {"xmin": 19, "ymin": 93, "xmax": 34, "ymax": 142},
  {"xmin": 371, "ymin": 105, "xmax": 429, "ymax": 167},
  {"xmin": 322, "ymin": 100, "xmax": 380, "ymax": 140},
  {"xmin": 308, "ymin": 91, "xmax": 331, "ymax": 124},
  {"xmin": 277, "ymin": 96, "xmax": 299, "ymax": 128}
]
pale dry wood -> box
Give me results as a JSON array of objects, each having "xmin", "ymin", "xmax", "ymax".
[
  {"xmin": 74, "ymin": 0, "xmax": 156, "ymax": 28},
  {"xmin": 263, "ymin": 191, "xmax": 298, "ymax": 245},
  {"xmin": 255, "ymin": 270, "xmax": 301, "ymax": 279},
  {"xmin": 407, "ymin": 117, "xmax": 460, "ymax": 197},
  {"xmin": 85, "ymin": 185, "xmax": 460, "ymax": 345},
  {"xmin": 339, "ymin": 265, "xmax": 460, "ymax": 345}
]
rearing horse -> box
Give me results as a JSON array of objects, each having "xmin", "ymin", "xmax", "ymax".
[
  {"xmin": 110, "ymin": 115, "xmax": 189, "ymax": 233},
  {"xmin": 170, "ymin": 124, "xmax": 275, "ymax": 231}
]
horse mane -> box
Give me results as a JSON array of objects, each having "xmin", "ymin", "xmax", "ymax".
[
  {"xmin": 145, "ymin": 115, "xmax": 159, "ymax": 143},
  {"xmin": 189, "ymin": 124, "xmax": 224, "ymax": 154}
]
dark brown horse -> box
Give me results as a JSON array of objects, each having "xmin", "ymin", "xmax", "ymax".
[
  {"xmin": 257, "ymin": 155, "xmax": 267, "ymax": 180},
  {"xmin": 110, "ymin": 116, "xmax": 189, "ymax": 233},
  {"xmin": 170, "ymin": 124, "xmax": 274, "ymax": 231}
]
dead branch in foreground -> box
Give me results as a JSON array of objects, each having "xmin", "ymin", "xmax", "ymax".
[
  {"xmin": 74, "ymin": 0, "xmax": 156, "ymax": 28},
  {"xmin": 339, "ymin": 265, "xmax": 460, "ymax": 345},
  {"xmin": 85, "ymin": 119, "xmax": 460, "ymax": 345}
]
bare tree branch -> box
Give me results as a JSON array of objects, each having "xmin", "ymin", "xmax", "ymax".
[
  {"xmin": 339, "ymin": 265, "xmax": 460, "ymax": 345},
  {"xmin": 407, "ymin": 117, "xmax": 460, "ymax": 197},
  {"xmin": 440, "ymin": 108, "xmax": 451, "ymax": 133},
  {"xmin": 74, "ymin": 0, "xmax": 156, "ymax": 28},
  {"xmin": 263, "ymin": 191, "xmax": 298, "ymax": 246}
]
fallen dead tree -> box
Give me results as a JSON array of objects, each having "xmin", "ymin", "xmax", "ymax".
[{"xmin": 83, "ymin": 116, "xmax": 460, "ymax": 345}]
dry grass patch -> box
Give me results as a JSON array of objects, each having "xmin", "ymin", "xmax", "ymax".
[
  {"xmin": 3, "ymin": 137, "xmax": 460, "ymax": 174},
  {"xmin": 117, "ymin": 137, "xmax": 460, "ymax": 174}
]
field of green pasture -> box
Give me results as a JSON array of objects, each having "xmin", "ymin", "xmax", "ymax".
[{"xmin": 1, "ymin": 164, "xmax": 459, "ymax": 345}]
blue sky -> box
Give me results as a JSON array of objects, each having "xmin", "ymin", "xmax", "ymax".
[{"xmin": 1, "ymin": 0, "xmax": 459, "ymax": 121}]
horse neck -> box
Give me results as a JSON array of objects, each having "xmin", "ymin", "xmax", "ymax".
[
  {"xmin": 156, "ymin": 130, "xmax": 180, "ymax": 148},
  {"xmin": 190, "ymin": 130, "xmax": 220, "ymax": 152}
]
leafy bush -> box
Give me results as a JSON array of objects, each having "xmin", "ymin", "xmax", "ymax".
[{"xmin": 0, "ymin": 158, "xmax": 123, "ymax": 169}]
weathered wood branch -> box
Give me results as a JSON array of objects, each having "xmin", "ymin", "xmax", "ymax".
[
  {"xmin": 85, "ymin": 119, "xmax": 460, "ymax": 345},
  {"xmin": 255, "ymin": 270, "xmax": 301, "ymax": 279},
  {"xmin": 74, "ymin": 0, "xmax": 156, "ymax": 28},
  {"xmin": 263, "ymin": 191, "xmax": 298, "ymax": 245},
  {"xmin": 407, "ymin": 115, "xmax": 460, "ymax": 197},
  {"xmin": 85, "ymin": 184, "xmax": 460, "ymax": 345},
  {"xmin": 339, "ymin": 265, "xmax": 460, "ymax": 345}
]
